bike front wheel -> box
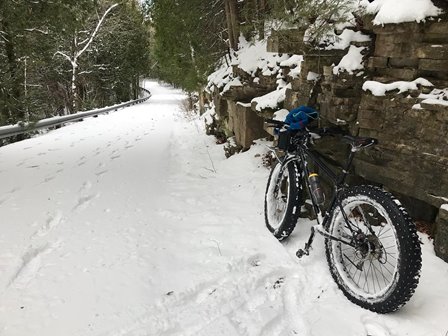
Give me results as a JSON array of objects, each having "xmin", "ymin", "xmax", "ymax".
[
  {"xmin": 325, "ymin": 185, "xmax": 422, "ymax": 313},
  {"xmin": 264, "ymin": 160, "xmax": 303, "ymax": 240}
]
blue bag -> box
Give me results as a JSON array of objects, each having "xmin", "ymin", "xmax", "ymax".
[{"xmin": 285, "ymin": 106, "xmax": 318, "ymax": 130}]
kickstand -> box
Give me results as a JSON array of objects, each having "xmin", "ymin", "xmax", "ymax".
[
  {"xmin": 296, "ymin": 225, "xmax": 317, "ymax": 258},
  {"xmin": 296, "ymin": 243, "xmax": 311, "ymax": 258}
]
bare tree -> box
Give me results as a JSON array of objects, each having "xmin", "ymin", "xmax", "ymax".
[{"xmin": 55, "ymin": 3, "xmax": 119, "ymax": 113}]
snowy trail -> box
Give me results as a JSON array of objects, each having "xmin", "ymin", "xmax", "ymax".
[{"xmin": 0, "ymin": 81, "xmax": 447, "ymax": 336}]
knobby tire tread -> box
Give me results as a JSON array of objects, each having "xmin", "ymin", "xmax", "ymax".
[
  {"xmin": 325, "ymin": 185, "xmax": 422, "ymax": 313},
  {"xmin": 264, "ymin": 161, "xmax": 303, "ymax": 241}
]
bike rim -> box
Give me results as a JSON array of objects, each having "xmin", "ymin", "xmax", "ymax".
[
  {"xmin": 266, "ymin": 164, "xmax": 290, "ymax": 230},
  {"xmin": 329, "ymin": 197, "xmax": 400, "ymax": 301}
]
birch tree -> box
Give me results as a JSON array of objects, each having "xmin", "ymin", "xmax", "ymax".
[{"xmin": 55, "ymin": 3, "xmax": 119, "ymax": 113}]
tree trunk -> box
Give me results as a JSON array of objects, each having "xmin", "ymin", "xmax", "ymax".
[
  {"xmin": 71, "ymin": 58, "xmax": 78, "ymax": 113},
  {"xmin": 224, "ymin": 0, "xmax": 239, "ymax": 50},
  {"xmin": 2, "ymin": 20, "xmax": 23, "ymax": 120},
  {"xmin": 258, "ymin": 0, "xmax": 266, "ymax": 39}
]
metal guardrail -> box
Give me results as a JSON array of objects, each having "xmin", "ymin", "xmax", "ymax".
[{"xmin": 0, "ymin": 88, "xmax": 151, "ymax": 140}]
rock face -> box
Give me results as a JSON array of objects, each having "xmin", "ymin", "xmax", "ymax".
[
  {"xmin": 202, "ymin": 17, "xmax": 448, "ymax": 262},
  {"xmin": 435, "ymin": 207, "xmax": 448, "ymax": 262},
  {"xmin": 227, "ymin": 101, "xmax": 266, "ymax": 149}
]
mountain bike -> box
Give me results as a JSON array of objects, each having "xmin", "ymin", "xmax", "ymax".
[{"xmin": 264, "ymin": 119, "xmax": 422, "ymax": 313}]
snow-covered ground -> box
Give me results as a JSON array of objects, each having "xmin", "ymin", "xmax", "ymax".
[{"xmin": 0, "ymin": 81, "xmax": 447, "ymax": 336}]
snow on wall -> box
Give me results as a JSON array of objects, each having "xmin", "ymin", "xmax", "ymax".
[
  {"xmin": 361, "ymin": 0, "xmax": 442, "ymax": 25},
  {"xmin": 324, "ymin": 29, "xmax": 371, "ymax": 50},
  {"xmin": 206, "ymin": 36, "xmax": 304, "ymax": 113},
  {"xmin": 333, "ymin": 46, "xmax": 366, "ymax": 75},
  {"xmin": 419, "ymin": 88, "xmax": 448, "ymax": 106},
  {"xmin": 251, "ymin": 84, "xmax": 292, "ymax": 112},
  {"xmin": 233, "ymin": 37, "xmax": 290, "ymax": 76},
  {"xmin": 362, "ymin": 78, "xmax": 433, "ymax": 96}
]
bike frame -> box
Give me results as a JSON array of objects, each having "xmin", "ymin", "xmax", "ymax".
[{"xmin": 279, "ymin": 134, "xmax": 359, "ymax": 253}]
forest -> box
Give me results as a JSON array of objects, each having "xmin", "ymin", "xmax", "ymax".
[
  {"xmin": 0, "ymin": 0, "xmax": 150, "ymax": 128},
  {"xmin": 0, "ymin": 0, "xmax": 364, "ymax": 129}
]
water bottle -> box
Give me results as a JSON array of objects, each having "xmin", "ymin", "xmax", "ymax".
[{"xmin": 308, "ymin": 173, "xmax": 325, "ymax": 205}]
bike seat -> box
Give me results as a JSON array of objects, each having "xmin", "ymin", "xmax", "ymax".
[{"xmin": 342, "ymin": 135, "xmax": 378, "ymax": 150}]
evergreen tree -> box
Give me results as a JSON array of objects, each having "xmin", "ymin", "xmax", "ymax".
[
  {"xmin": 0, "ymin": 0, "xmax": 151, "ymax": 127},
  {"xmin": 149, "ymin": 0, "xmax": 227, "ymax": 91}
]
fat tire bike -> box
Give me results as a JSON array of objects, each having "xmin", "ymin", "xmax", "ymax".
[{"xmin": 264, "ymin": 119, "xmax": 422, "ymax": 313}]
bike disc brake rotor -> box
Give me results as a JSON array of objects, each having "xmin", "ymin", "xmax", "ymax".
[{"xmin": 333, "ymin": 201, "xmax": 399, "ymax": 299}]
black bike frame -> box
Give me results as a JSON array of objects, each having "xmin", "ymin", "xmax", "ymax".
[{"xmin": 280, "ymin": 138, "xmax": 358, "ymax": 251}]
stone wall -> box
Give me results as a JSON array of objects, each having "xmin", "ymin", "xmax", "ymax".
[
  {"xmin": 202, "ymin": 17, "xmax": 448, "ymax": 262},
  {"xmin": 269, "ymin": 19, "xmax": 448, "ymax": 262}
]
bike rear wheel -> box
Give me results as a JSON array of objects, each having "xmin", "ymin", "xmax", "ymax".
[
  {"xmin": 264, "ymin": 160, "xmax": 303, "ymax": 240},
  {"xmin": 325, "ymin": 185, "xmax": 421, "ymax": 313}
]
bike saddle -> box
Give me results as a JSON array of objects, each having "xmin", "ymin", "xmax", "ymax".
[{"xmin": 342, "ymin": 135, "xmax": 378, "ymax": 149}]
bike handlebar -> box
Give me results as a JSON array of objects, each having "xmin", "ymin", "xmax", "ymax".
[{"xmin": 264, "ymin": 118, "xmax": 344, "ymax": 137}]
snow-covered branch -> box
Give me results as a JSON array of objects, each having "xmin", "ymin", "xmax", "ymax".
[
  {"xmin": 54, "ymin": 51, "xmax": 72, "ymax": 63},
  {"xmin": 76, "ymin": 3, "xmax": 119, "ymax": 58},
  {"xmin": 24, "ymin": 28, "xmax": 49, "ymax": 35}
]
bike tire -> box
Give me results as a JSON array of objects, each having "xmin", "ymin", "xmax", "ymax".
[
  {"xmin": 325, "ymin": 185, "xmax": 422, "ymax": 313},
  {"xmin": 264, "ymin": 160, "xmax": 303, "ymax": 240}
]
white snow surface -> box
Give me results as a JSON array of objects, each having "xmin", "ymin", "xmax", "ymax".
[
  {"xmin": 324, "ymin": 29, "xmax": 371, "ymax": 50},
  {"xmin": 363, "ymin": 78, "xmax": 433, "ymax": 96},
  {"xmin": 333, "ymin": 46, "xmax": 365, "ymax": 75},
  {"xmin": 273, "ymin": 109, "xmax": 289, "ymax": 122},
  {"xmin": 234, "ymin": 37, "xmax": 290, "ymax": 76},
  {"xmin": 252, "ymin": 84, "xmax": 291, "ymax": 111},
  {"xmin": 361, "ymin": 0, "xmax": 441, "ymax": 25},
  {"xmin": 1, "ymin": 80, "xmax": 447, "ymax": 336},
  {"xmin": 207, "ymin": 36, "xmax": 301, "ymax": 93}
]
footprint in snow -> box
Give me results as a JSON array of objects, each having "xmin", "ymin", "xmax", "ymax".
[
  {"xmin": 247, "ymin": 253, "xmax": 266, "ymax": 267},
  {"xmin": 8, "ymin": 243, "xmax": 57, "ymax": 289},
  {"xmin": 95, "ymin": 170, "xmax": 108, "ymax": 177},
  {"xmin": 362, "ymin": 318, "xmax": 392, "ymax": 336},
  {"xmin": 79, "ymin": 181, "xmax": 92, "ymax": 193},
  {"xmin": 42, "ymin": 175, "xmax": 56, "ymax": 183},
  {"xmin": 8, "ymin": 187, "xmax": 21, "ymax": 194},
  {"xmin": 72, "ymin": 193, "xmax": 100, "ymax": 212},
  {"xmin": 31, "ymin": 211, "xmax": 64, "ymax": 238}
]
